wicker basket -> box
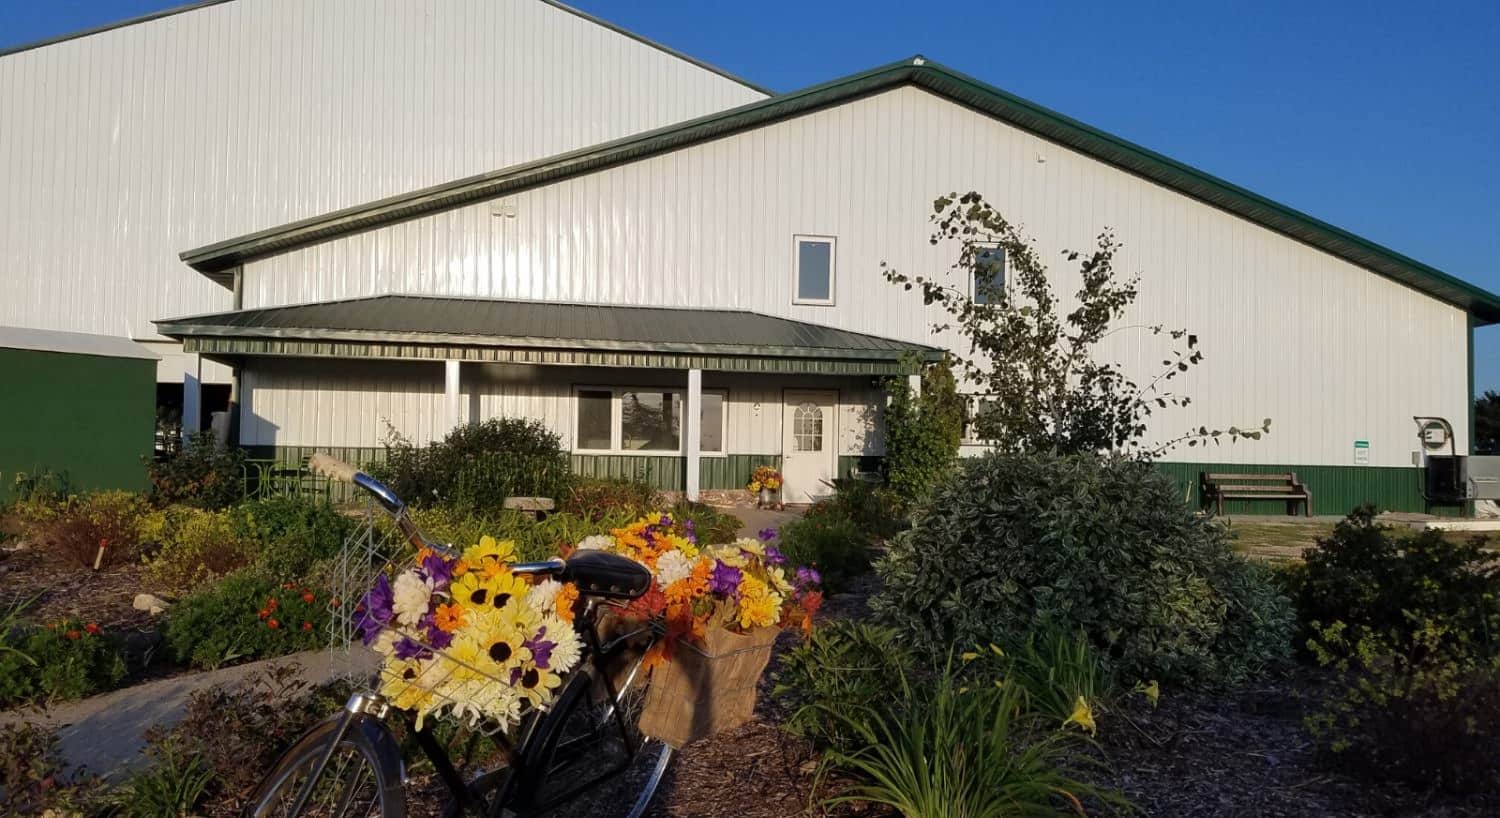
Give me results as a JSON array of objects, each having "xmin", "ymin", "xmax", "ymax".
[{"xmin": 636, "ymin": 625, "xmax": 780, "ymax": 748}]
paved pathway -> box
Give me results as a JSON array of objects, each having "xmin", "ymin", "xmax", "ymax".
[
  {"xmin": 0, "ymin": 647, "xmax": 377, "ymax": 780},
  {"xmin": 731, "ymin": 505, "xmax": 803, "ymax": 540}
]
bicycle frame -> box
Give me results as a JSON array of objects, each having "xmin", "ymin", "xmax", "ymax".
[{"xmin": 288, "ymin": 456, "xmax": 667, "ymax": 818}]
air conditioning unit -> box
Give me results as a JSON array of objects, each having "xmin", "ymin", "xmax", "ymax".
[{"xmin": 1426, "ymin": 455, "xmax": 1500, "ymax": 502}]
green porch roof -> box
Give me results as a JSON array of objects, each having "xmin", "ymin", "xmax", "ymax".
[
  {"xmin": 155, "ymin": 295, "xmax": 941, "ymax": 375},
  {"xmin": 179, "ymin": 56, "xmax": 1500, "ymax": 325}
]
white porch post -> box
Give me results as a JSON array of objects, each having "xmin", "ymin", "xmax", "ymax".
[
  {"xmin": 444, "ymin": 359, "xmax": 463, "ymax": 431},
  {"xmin": 181, "ymin": 357, "xmax": 202, "ymax": 448},
  {"xmin": 685, "ymin": 368, "xmax": 702, "ymax": 502}
]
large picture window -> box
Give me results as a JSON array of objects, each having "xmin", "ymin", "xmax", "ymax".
[{"xmin": 574, "ymin": 386, "xmax": 726, "ymax": 454}]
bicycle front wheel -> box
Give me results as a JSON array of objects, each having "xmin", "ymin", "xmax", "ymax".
[
  {"xmin": 244, "ymin": 713, "xmax": 406, "ymax": 818},
  {"xmin": 520, "ymin": 655, "xmax": 673, "ymax": 818}
]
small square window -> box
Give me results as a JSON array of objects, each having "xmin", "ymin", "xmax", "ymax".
[
  {"xmin": 621, "ymin": 391, "xmax": 681, "ymax": 451},
  {"xmin": 973, "ymin": 246, "xmax": 1006, "ymax": 305},
  {"xmin": 794, "ymin": 235, "xmax": 835, "ymax": 305},
  {"xmin": 576, "ymin": 389, "xmax": 614, "ymax": 450}
]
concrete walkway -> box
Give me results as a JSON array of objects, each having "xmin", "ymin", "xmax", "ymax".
[
  {"xmin": 0, "ymin": 647, "xmax": 377, "ymax": 780},
  {"xmin": 730, "ymin": 505, "xmax": 803, "ymax": 540}
]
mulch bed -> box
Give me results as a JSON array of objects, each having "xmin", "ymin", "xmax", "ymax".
[{"xmin": 0, "ymin": 539, "xmax": 159, "ymax": 633}]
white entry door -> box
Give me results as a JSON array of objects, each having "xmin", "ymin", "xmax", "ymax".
[{"xmin": 782, "ymin": 389, "xmax": 838, "ymax": 504}]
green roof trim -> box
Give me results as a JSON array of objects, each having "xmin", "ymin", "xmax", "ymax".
[
  {"xmin": 179, "ymin": 56, "xmax": 1500, "ymax": 325},
  {"xmin": 155, "ymin": 294, "xmax": 939, "ymax": 375}
]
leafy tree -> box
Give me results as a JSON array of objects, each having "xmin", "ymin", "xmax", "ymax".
[
  {"xmin": 882, "ymin": 191, "xmax": 1267, "ymax": 456},
  {"xmin": 882, "ymin": 357, "xmax": 964, "ymax": 501},
  {"xmin": 1477, "ymin": 390, "xmax": 1500, "ymax": 455}
]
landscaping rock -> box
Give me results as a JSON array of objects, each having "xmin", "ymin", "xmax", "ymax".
[{"xmin": 133, "ymin": 593, "xmax": 171, "ymax": 615}]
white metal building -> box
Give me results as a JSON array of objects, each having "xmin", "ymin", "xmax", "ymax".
[{"xmin": 6, "ymin": 4, "xmax": 1498, "ymax": 512}]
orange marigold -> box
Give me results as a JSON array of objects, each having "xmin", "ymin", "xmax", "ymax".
[
  {"xmin": 554, "ymin": 584, "xmax": 579, "ymax": 623},
  {"xmin": 433, "ymin": 602, "xmax": 466, "ymax": 633}
]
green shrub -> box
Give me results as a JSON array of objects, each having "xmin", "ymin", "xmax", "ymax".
[
  {"xmin": 775, "ymin": 621, "xmax": 913, "ymax": 751},
  {"xmin": 147, "ymin": 432, "xmax": 247, "ymax": 509},
  {"xmin": 818, "ymin": 661, "xmax": 1122, "ymax": 818},
  {"xmin": 1294, "ymin": 506, "xmax": 1499, "ymax": 664},
  {"xmin": 775, "ymin": 514, "xmax": 872, "ymax": 592},
  {"xmin": 405, "ymin": 506, "xmax": 648, "ymax": 561},
  {"xmin": 163, "ymin": 570, "xmax": 332, "ymax": 669},
  {"xmin": 21, "ymin": 490, "xmax": 158, "ymax": 568},
  {"xmin": 803, "ymin": 479, "xmax": 908, "ymax": 541},
  {"xmin": 142, "ymin": 506, "xmax": 256, "ymax": 593},
  {"xmin": 560, "ymin": 477, "xmax": 659, "ymax": 521},
  {"xmin": 882, "ymin": 359, "xmax": 964, "ymax": 503},
  {"xmin": 0, "ymin": 618, "xmax": 127, "ymax": 708},
  {"xmin": 873, "ymin": 451, "xmax": 1294, "ymax": 687},
  {"xmin": 369, "ymin": 418, "xmax": 572, "ymax": 512},
  {"xmin": 0, "ymin": 720, "xmax": 108, "ymax": 817},
  {"xmin": 1297, "ymin": 509, "xmax": 1500, "ymax": 790},
  {"xmin": 232, "ymin": 494, "xmax": 358, "ymax": 578}
]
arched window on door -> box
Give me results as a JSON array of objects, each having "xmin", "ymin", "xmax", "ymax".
[{"xmin": 793, "ymin": 402, "xmax": 824, "ymax": 452}]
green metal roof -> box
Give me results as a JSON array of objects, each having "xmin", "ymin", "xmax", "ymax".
[
  {"xmin": 180, "ymin": 56, "xmax": 1500, "ymax": 325},
  {"xmin": 155, "ymin": 295, "xmax": 940, "ymax": 375}
]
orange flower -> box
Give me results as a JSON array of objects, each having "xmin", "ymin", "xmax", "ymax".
[
  {"xmin": 554, "ymin": 584, "xmax": 579, "ymax": 623},
  {"xmin": 301, "ymin": 591, "xmax": 316, "ymax": 604},
  {"xmin": 451, "ymin": 560, "xmax": 470, "ymax": 578},
  {"xmin": 302, "ymin": 621, "xmax": 313, "ymax": 631},
  {"xmin": 330, "ymin": 597, "xmax": 342, "ymax": 608},
  {"xmin": 65, "ymin": 630, "xmax": 81, "ymax": 641},
  {"xmin": 258, "ymin": 608, "xmax": 270, "ymax": 620},
  {"xmin": 84, "ymin": 622, "xmax": 100, "ymax": 635},
  {"xmin": 433, "ymin": 602, "xmax": 466, "ymax": 633},
  {"xmin": 267, "ymin": 618, "xmax": 280, "ymax": 629}
]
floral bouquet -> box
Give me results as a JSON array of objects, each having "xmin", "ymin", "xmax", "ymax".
[
  {"xmin": 746, "ymin": 465, "xmax": 783, "ymax": 494},
  {"xmin": 576, "ymin": 515, "xmax": 821, "ymax": 670},
  {"xmin": 352, "ymin": 536, "xmax": 583, "ymax": 731}
]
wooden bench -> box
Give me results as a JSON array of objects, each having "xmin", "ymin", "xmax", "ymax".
[
  {"xmin": 504, "ymin": 496, "xmax": 556, "ymax": 521},
  {"xmin": 1201, "ymin": 472, "xmax": 1311, "ymax": 517}
]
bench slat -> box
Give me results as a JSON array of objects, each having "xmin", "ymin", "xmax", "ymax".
[
  {"xmin": 1218, "ymin": 493, "xmax": 1306, "ymax": 500},
  {"xmin": 1214, "ymin": 484, "xmax": 1297, "ymax": 492},
  {"xmin": 1204, "ymin": 473, "xmax": 1297, "ymax": 481}
]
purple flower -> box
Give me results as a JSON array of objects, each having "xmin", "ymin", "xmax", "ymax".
[
  {"xmin": 418, "ymin": 553, "xmax": 452, "ymax": 591},
  {"xmin": 659, "ymin": 514, "xmax": 673, "ymax": 529},
  {"xmin": 709, "ymin": 562, "xmax": 743, "ymax": 596},
  {"xmin": 795, "ymin": 566, "xmax": 822, "ymax": 588},
  {"xmin": 393, "ymin": 636, "xmax": 430, "ymax": 661},
  {"xmin": 765, "ymin": 545, "xmax": 787, "ymax": 566},
  {"xmin": 525, "ymin": 626, "xmax": 557, "ymax": 669},
  {"xmin": 419, "ymin": 612, "xmax": 453, "ymax": 650},
  {"xmin": 758, "ymin": 527, "xmax": 777, "ymax": 542},
  {"xmin": 684, "ymin": 519, "xmax": 697, "ymax": 544},
  {"xmin": 355, "ymin": 574, "xmax": 395, "ymax": 646}
]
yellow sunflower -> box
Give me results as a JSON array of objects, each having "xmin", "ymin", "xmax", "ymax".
[
  {"xmin": 452, "ymin": 569, "xmax": 531, "ymax": 612},
  {"xmin": 512, "ymin": 660, "xmax": 564, "ymax": 707},
  {"xmin": 463, "ymin": 536, "xmax": 518, "ymax": 578},
  {"xmin": 467, "ymin": 607, "xmax": 533, "ymax": 675}
]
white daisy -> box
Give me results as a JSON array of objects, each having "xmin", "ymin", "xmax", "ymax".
[
  {"xmin": 391, "ymin": 570, "xmax": 434, "ymax": 628},
  {"xmin": 543, "ymin": 615, "xmax": 584, "ymax": 674},
  {"xmin": 576, "ymin": 534, "xmax": 614, "ymax": 551},
  {"xmin": 655, "ymin": 549, "xmax": 694, "ymax": 587},
  {"xmin": 526, "ymin": 578, "xmax": 564, "ymax": 616}
]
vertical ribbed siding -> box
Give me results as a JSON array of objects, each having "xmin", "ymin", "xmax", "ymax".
[
  {"xmin": 1154, "ymin": 461, "xmax": 1462, "ymax": 517},
  {"xmin": 242, "ymin": 84, "xmax": 1469, "ymax": 469},
  {"xmin": 0, "ymin": 0, "xmax": 765, "ymax": 349}
]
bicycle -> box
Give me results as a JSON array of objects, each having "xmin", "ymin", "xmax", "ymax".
[{"xmin": 243, "ymin": 454, "xmax": 674, "ymax": 818}]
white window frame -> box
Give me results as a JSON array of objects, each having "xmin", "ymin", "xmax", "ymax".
[
  {"xmin": 571, "ymin": 385, "xmax": 729, "ymax": 456},
  {"xmin": 792, "ymin": 234, "xmax": 837, "ymax": 306},
  {"xmin": 972, "ymin": 243, "xmax": 1007, "ymax": 305}
]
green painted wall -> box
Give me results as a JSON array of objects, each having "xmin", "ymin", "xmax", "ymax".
[
  {"xmin": 0, "ymin": 348, "xmax": 154, "ymax": 496},
  {"xmin": 1155, "ymin": 460, "xmax": 1463, "ymax": 517}
]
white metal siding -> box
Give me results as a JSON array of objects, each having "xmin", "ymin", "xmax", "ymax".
[
  {"xmin": 241, "ymin": 85, "xmax": 1468, "ymax": 467},
  {"xmin": 0, "ymin": 0, "xmax": 764, "ymax": 349}
]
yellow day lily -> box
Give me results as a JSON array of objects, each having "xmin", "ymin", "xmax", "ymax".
[
  {"xmin": 1143, "ymin": 680, "xmax": 1160, "ymax": 708},
  {"xmin": 961, "ymin": 651, "xmax": 979, "ymax": 662},
  {"xmin": 1064, "ymin": 695, "xmax": 1097, "ymax": 736}
]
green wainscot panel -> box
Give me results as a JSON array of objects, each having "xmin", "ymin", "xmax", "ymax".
[{"xmin": 1154, "ymin": 461, "xmax": 1464, "ymax": 517}]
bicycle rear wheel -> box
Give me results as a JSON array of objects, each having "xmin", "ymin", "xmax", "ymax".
[
  {"xmin": 520, "ymin": 652, "xmax": 673, "ymax": 818},
  {"xmin": 244, "ymin": 714, "xmax": 406, "ymax": 818}
]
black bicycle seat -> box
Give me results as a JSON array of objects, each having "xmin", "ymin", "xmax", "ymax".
[{"xmin": 560, "ymin": 551, "xmax": 652, "ymax": 600}]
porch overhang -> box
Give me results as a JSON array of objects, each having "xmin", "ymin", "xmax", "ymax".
[{"xmin": 155, "ymin": 294, "xmax": 941, "ymax": 376}]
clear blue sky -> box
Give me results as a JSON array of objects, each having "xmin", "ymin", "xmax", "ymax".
[{"xmin": 3, "ymin": 0, "xmax": 1497, "ymax": 393}]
